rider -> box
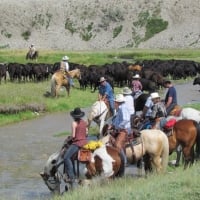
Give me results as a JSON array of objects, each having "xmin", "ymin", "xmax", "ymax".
[
  {"xmin": 132, "ymin": 74, "xmax": 143, "ymax": 99},
  {"xmin": 60, "ymin": 56, "xmax": 74, "ymax": 87},
  {"xmin": 63, "ymin": 107, "xmax": 88, "ymax": 185},
  {"xmin": 29, "ymin": 44, "xmax": 36, "ymax": 57},
  {"xmin": 163, "ymin": 80, "xmax": 177, "ymax": 115},
  {"xmin": 108, "ymin": 94, "xmax": 131, "ymax": 169},
  {"xmin": 98, "ymin": 77, "xmax": 115, "ymax": 116},
  {"xmin": 149, "ymin": 92, "xmax": 167, "ymax": 130}
]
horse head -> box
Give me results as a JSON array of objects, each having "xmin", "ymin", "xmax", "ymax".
[{"xmin": 40, "ymin": 151, "xmax": 62, "ymax": 192}]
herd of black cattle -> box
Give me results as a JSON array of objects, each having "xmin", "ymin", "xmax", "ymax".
[{"xmin": 1, "ymin": 59, "xmax": 200, "ymax": 93}]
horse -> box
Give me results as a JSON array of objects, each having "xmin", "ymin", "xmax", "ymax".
[
  {"xmin": 26, "ymin": 50, "xmax": 39, "ymax": 61},
  {"xmin": 87, "ymin": 100, "xmax": 110, "ymax": 137},
  {"xmin": 50, "ymin": 69, "xmax": 81, "ymax": 97},
  {"xmin": 40, "ymin": 143, "xmax": 123, "ymax": 194},
  {"xmin": 169, "ymin": 107, "xmax": 200, "ymax": 122},
  {"xmin": 134, "ymin": 93, "xmax": 149, "ymax": 112},
  {"xmin": 101, "ymin": 129, "xmax": 169, "ymax": 174},
  {"xmin": 165, "ymin": 119, "xmax": 200, "ymax": 169}
]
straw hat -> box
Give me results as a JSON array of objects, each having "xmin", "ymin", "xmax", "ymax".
[
  {"xmin": 62, "ymin": 56, "xmax": 69, "ymax": 61},
  {"xmin": 122, "ymin": 87, "xmax": 132, "ymax": 95},
  {"xmin": 99, "ymin": 77, "xmax": 106, "ymax": 82},
  {"xmin": 132, "ymin": 74, "xmax": 140, "ymax": 79},
  {"xmin": 70, "ymin": 107, "xmax": 85, "ymax": 118},
  {"xmin": 150, "ymin": 92, "xmax": 160, "ymax": 99},
  {"xmin": 114, "ymin": 94, "xmax": 125, "ymax": 102}
]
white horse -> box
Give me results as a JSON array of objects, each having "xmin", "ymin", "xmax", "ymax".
[
  {"xmin": 87, "ymin": 100, "xmax": 109, "ymax": 137},
  {"xmin": 167, "ymin": 107, "xmax": 200, "ymax": 122}
]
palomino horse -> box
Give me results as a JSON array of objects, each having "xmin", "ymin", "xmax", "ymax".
[
  {"xmin": 40, "ymin": 143, "xmax": 123, "ymax": 193},
  {"xmin": 101, "ymin": 129, "xmax": 169, "ymax": 174},
  {"xmin": 87, "ymin": 100, "xmax": 110, "ymax": 137},
  {"xmin": 51, "ymin": 69, "xmax": 81, "ymax": 97},
  {"xmin": 26, "ymin": 50, "xmax": 39, "ymax": 61},
  {"xmin": 165, "ymin": 119, "xmax": 200, "ymax": 169}
]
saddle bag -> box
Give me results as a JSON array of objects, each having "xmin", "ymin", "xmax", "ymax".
[{"xmin": 78, "ymin": 149, "xmax": 92, "ymax": 162}]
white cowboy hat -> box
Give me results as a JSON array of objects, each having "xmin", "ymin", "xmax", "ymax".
[
  {"xmin": 70, "ymin": 107, "xmax": 85, "ymax": 118},
  {"xmin": 122, "ymin": 87, "xmax": 132, "ymax": 95},
  {"xmin": 150, "ymin": 92, "xmax": 160, "ymax": 99},
  {"xmin": 132, "ymin": 74, "xmax": 140, "ymax": 79},
  {"xmin": 62, "ymin": 56, "xmax": 69, "ymax": 61},
  {"xmin": 99, "ymin": 77, "xmax": 106, "ymax": 82},
  {"xmin": 114, "ymin": 94, "xmax": 125, "ymax": 102}
]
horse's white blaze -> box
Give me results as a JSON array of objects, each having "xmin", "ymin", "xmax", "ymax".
[{"xmin": 92, "ymin": 145, "xmax": 115, "ymax": 177}]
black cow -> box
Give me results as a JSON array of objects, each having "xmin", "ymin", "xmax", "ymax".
[{"xmin": 0, "ymin": 63, "xmax": 7, "ymax": 84}]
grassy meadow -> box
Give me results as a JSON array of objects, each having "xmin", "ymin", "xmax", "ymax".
[{"xmin": 1, "ymin": 48, "xmax": 200, "ymax": 126}]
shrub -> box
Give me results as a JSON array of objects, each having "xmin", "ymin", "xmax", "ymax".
[
  {"xmin": 21, "ymin": 31, "xmax": 31, "ymax": 40},
  {"xmin": 113, "ymin": 25, "xmax": 123, "ymax": 38}
]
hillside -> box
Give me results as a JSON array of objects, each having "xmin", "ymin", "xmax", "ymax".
[{"xmin": 0, "ymin": 0, "xmax": 200, "ymax": 50}]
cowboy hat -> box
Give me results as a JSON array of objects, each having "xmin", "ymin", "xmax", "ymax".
[
  {"xmin": 62, "ymin": 56, "xmax": 69, "ymax": 61},
  {"xmin": 122, "ymin": 87, "xmax": 132, "ymax": 95},
  {"xmin": 70, "ymin": 107, "xmax": 85, "ymax": 118},
  {"xmin": 99, "ymin": 77, "xmax": 106, "ymax": 82},
  {"xmin": 114, "ymin": 94, "xmax": 125, "ymax": 102},
  {"xmin": 132, "ymin": 74, "xmax": 140, "ymax": 79},
  {"xmin": 150, "ymin": 92, "xmax": 160, "ymax": 99}
]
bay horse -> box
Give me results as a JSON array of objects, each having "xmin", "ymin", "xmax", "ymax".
[
  {"xmin": 101, "ymin": 129, "xmax": 169, "ymax": 174},
  {"xmin": 40, "ymin": 143, "xmax": 123, "ymax": 194},
  {"xmin": 51, "ymin": 69, "xmax": 81, "ymax": 97},
  {"xmin": 87, "ymin": 100, "xmax": 110, "ymax": 137},
  {"xmin": 26, "ymin": 50, "xmax": 39, "ymax": 61},
  {"xmin": 165, "ymin": 119, "xmax": 200, "ymax": 169}
]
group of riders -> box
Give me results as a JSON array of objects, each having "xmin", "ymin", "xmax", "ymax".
[{"xmin": 59, "ymin": 70, "xmax": 178, "ymax": 188}]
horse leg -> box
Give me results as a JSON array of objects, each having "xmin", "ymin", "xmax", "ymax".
[
  {"xmin": 182, "ymin": 146, "xmax": 194, "ymax": 169},
  {"xmin": 175, "ymin": 145, "xmax": 182, "ymax": 167},
  {"xmin": 151, "ymin": 155, "xmax": 162, "ymax": 173}
]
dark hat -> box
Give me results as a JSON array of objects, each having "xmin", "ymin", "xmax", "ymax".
[{"xmin": 70, "ymin": 107, "xmax": 85, "ymax": 118}]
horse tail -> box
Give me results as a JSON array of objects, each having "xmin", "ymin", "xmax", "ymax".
[
  {"xmin": 51, "ymin": 76, "xmax": 56, "ymax": 97},
  {"xmin": 194, "ymin": 121, "xmax": 200, "ymax": 158},
  {"xmin": 160, "ymin": 133, "xmax": 169, "ymax": 173}
]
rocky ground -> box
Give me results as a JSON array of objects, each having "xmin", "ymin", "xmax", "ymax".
[{"xmin": 0, "ymin": 0, "xmax": 200, "ymax": 50}]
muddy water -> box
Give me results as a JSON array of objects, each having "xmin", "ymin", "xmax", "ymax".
[{"xmin": 0, "ymin": 81, "xmax": 199, "ymax": 200}]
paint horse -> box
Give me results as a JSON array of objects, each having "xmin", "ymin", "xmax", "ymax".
[
  {"xmin": 40, "ymin": 142, "xmax": 123, "ymax": 194},
  {"xmin": 51, "ymin": 69, "xmax": 81, "ymax": 97}
]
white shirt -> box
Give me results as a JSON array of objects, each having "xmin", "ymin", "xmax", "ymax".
[
  {"xmin": 144, "ymin": 96, "xmax": 154, "ymax": 117},
  {"xmin": 124, "ymin": 95, "xmax": 135, "ymax": 115}
]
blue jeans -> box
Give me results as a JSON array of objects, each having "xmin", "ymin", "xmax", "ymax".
[{"xmin": 63, "ymin": 144, "xmax": 79, "ymax": 179}]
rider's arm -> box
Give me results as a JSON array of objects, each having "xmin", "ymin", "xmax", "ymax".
[
  {"xmin": 165, "ymin": 96, "xmax": 172, "ymax": 108},
  {"xmin": 71, "ymin": 121, "xmax": 77, "ymax": 139}
]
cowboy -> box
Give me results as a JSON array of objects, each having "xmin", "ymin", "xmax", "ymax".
[
  {"xmin": 163, "ymin": 80, "xmax": 178, "ymax": 115},
  {"xmin": 98, "ymin": 77, "xmax": 115, "ymax": 116},
  {"xmin": 150, "ymin": 92, "xmax": 167, "ymax": 130},
  {"xmin": 108, "ymin": 94, "xmax": 131, "ymax": 169},
  {"xmin": 63, "ymin": 107, "xmax": 88, "ymax": 187},
  {"xmin": 60, "ymin": 56, "xmax": 74, "ymax": 87},
  {"xmin": 132, "ymin": 74, "xmax": 143, "ymax": 99},
  {"xmin": 29, "ymin": 44, "xmax": 36, "ymax": 57}
]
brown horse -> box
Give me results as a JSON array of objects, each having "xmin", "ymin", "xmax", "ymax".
[
  {"xmin": 165, "ymin": 119, "xmax": 200, "ymax": 168},
  {"xmin": 51, "ymin": 69, "xmax": 81, "ymax": 97}
]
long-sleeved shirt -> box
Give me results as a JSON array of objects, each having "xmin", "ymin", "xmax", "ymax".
[{"xmin": 112, "ymin": 103, "xmax": 131, "ymax": 134}]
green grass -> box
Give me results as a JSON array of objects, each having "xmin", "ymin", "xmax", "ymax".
[
  {"xmin": 0, "ymin": 48, "xmax": 200, "ymax": 127},
  {"xmin": 51, "ymin": 162, "xmax": 200, "ymax": 200}
]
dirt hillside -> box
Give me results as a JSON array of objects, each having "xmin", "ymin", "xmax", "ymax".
[{"xmin": 0, "ymin": 0, "xmax": 200, "ymax": 50}]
